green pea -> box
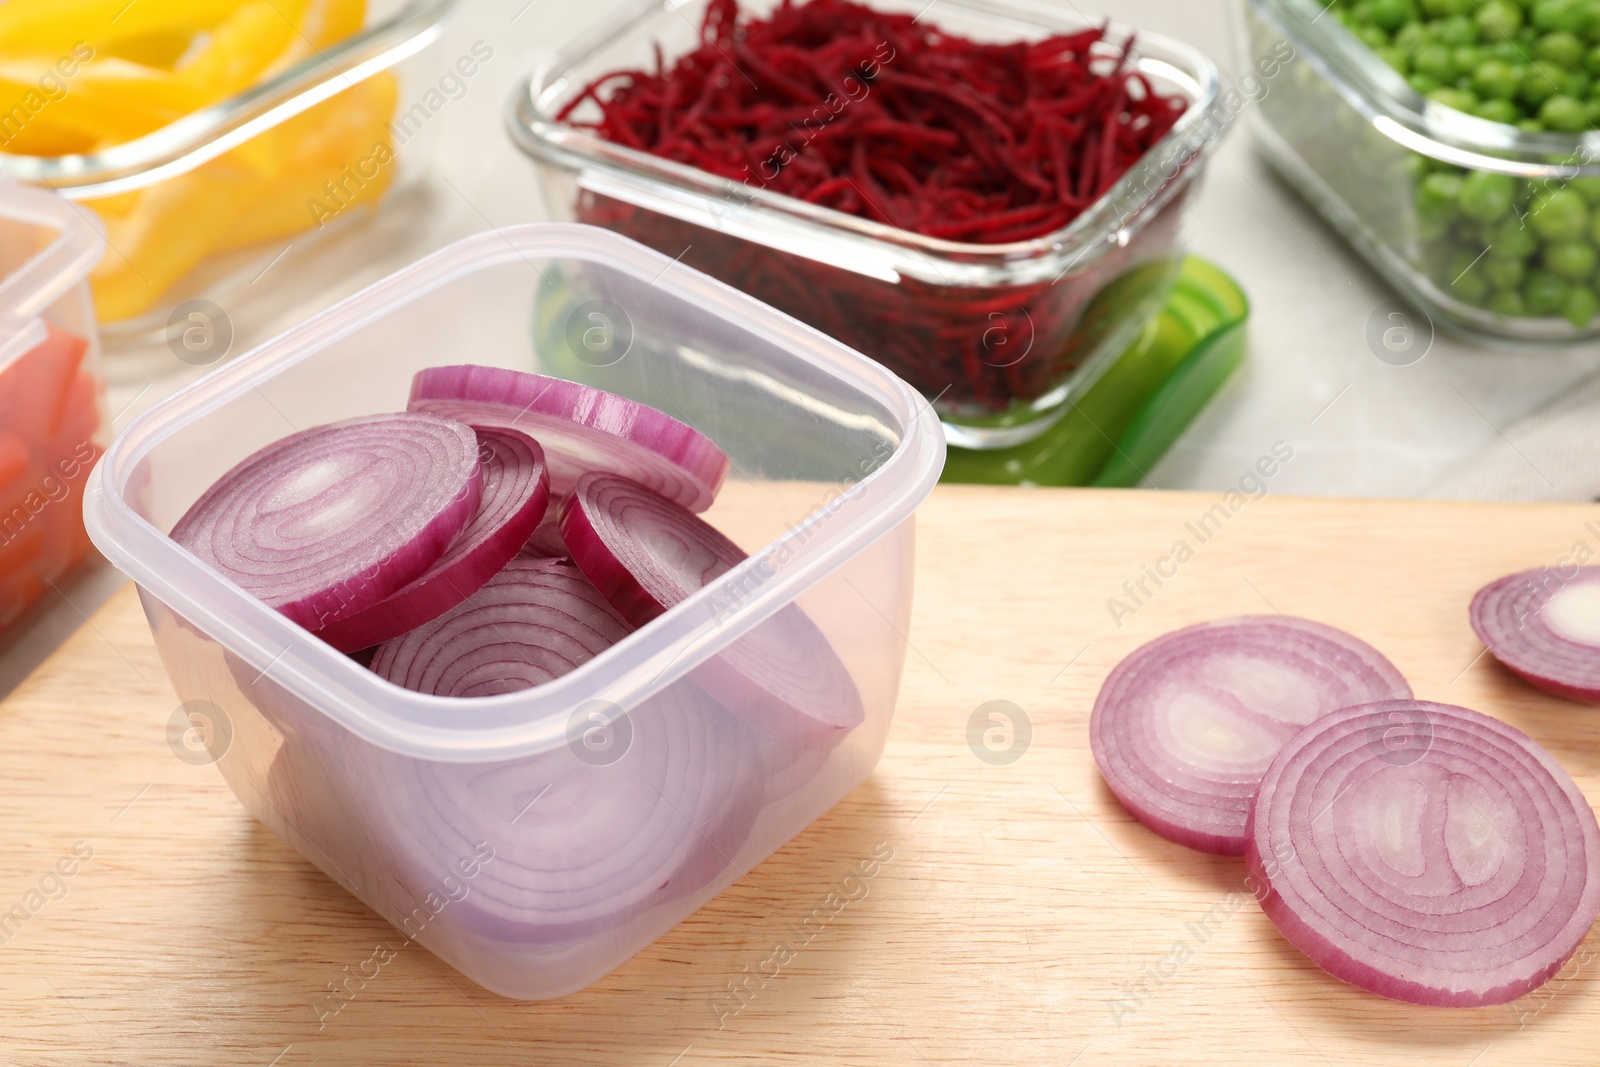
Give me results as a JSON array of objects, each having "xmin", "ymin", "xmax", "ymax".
[
  {"xmin": 1537, "ymin": 30, "xmax": 1588, "ymax": 66},
  {"xmin": 1417, "ymin": 171, "xmax": 1466, "ymax": 220},
  {"xmin": 1370, "ymin": 0, "xmax": 1416, "ymax": 31},
  {"xmin": 1541, "ymin": 93, "xmax": 1591, "ymax": 128},
  {"xmin": 1430, "ymin": 86, "xmax": 1480, "ymax": 111},
  {"xmin": 1564, "ymin": 285, "xmax": 1599, "ymax": 323},
  {"xmin": 1489, "ymin": 40, "xmax": 1526, "ymax": 62},
  {"xmin": 1587, "ymin": 97, "xmax": 1600, "ymax": 123},
  {"xmin": 1453, "ymin": 45, "xmax": 1488, "ymax": 75},
  {"xmin": 1473, "ymin": 58, "xmax": 1522, "ymax": 98},
  {"xmin": 1490, "ymin": 288, "xmax": 1529, "ymax": 316},
  {"xmin": 1519, "ymin": 25, "xmax": 1542, "ymax": 45},
  {"xmin": 1566, "ymin": 69, "xmax": 1593, "ymax": 96},
  {"xmin": 1377, "ymin": 45, "xmax": 1412, "ymax": 73},
  {"xmin": 1524, "ymin": 268, "xmax": 1573, "ymax": 312},
  {"xmin": 1459, "ymin": 170, "xmax": 1517, "ymax": 218},
  {"xmin": 1396, "ymin": 21, "xmax": 1429, "ymax": 49},
  {"xmin": 1530, "ymin": 187, "xmax": 1591, "ymax": 236},
  {"xmin": 1422, "ymin": 0, "xmax": 1465, "ymax": 16},
  {"xmin": 1475, "ymin": 97, "xmax": 1522, "ymax": 121},
  {"xmin": 1493, "ymin": 214, "xmax": 1541, "ymax": 257},
  {"xmin": 1479, "ymin": 0, "xmax": 1525, "ymax": 40},
  {"xmin": 1439, "ymin": 14, "xmax": 1479, "ymax": 45},
  {"xmin": 1522, "ymin": 59, "xmax": 1569, "ymax": 105},
  {"xmin": 1483, "ymin": 252, "xmax": 1528, "ymax": 288},
  {"xmin": 1533, "ymin": 0, "xmax": 1578, "ymax": 33},
  {"xmin": 1416, "ymin": 43, "xmax": 1457, "ymax": 82},
  {"xmin": 1352, "ymin": 1, "xmax": 1376, "ymax": 21},
  {"xmin": 1409, "ymin": 72, "xmax": 1444, "ymax": 94},
  {"xmin": 1584, "ymin": 0, "xmax": 1600, "ymax": 40},
  {"xmin": 1545, "ymin": 239, "xmax": 1599, "ymax": 276},
  {"xmin": 1357, "ymin": 25, "xmax": 1391, "ymax": 48},
  {"xmin": 1569, "ymin": 175, "xmax": 1600, "ymax": 203},
  {"xmin": 1447, "ymin": 250, "xmax": 1493, "ymax": 300},
  {"xmin": 1520, "ymin": 116, "xmax": 1548, "ymax": 130}
]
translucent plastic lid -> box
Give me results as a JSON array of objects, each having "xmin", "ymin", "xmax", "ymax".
[{"xmin": 0, "ymin": 182, "xmax": 103, "ymax": 374}]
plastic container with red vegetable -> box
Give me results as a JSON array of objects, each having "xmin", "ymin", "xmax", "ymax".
[
  {"xmin": 510, "ymin": 0, "xmax": 1224, "ymax": 448},
  {"xmin": 0, "ymin": 183, "xmax": 107, "ymax": 631}
]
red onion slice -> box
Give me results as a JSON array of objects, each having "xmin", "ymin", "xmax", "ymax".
[
  {"xmin": 408, "ymin": 364, "xmax": 729, "ymax": 512},
  {"xmin": 1246, "ymin": 699, "xmax": 1600, "ymax": 1007},
  {"xmin": 380, "ymin": 683, "xmax": 762, "ymax": 944},
  {"xmin": 1471, "ymin": 567, "xmax": 1600, "ymax": 704},
  {"xmin": 561, "ymin": 472, "xmax": 865, "ymax": 747},
  {"xmin": 1091, "ymin": 616, "xmax": 1411, "ymax": 854},
  {"xmin": 312, "ymin": 429, "xmax": 551, "ymax": 653},
  {"xmin": 520, "ymin": 514, "xmax": 569, "ymax": 559},
  {"xmin": 171, "ymin": 413, "xmax": 482, "ymax": 630},
  {"xmin": 371, "ymin": 557, "xmax": 631, "ymax": 696}
]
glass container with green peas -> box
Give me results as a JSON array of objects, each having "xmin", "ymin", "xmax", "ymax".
[{"xmin": 1246, "ymin": 0, "xmax": 1600, "ymax": 339}]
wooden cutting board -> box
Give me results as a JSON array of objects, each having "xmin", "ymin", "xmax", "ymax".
[{"xmin": 4, "ymin": 485, "xmax": 1600, "ymax": 1066}]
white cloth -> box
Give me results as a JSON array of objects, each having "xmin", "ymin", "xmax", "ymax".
[{"xmin": 1429, "ymin": 369, "xmax": 1600, "ymax": 503}]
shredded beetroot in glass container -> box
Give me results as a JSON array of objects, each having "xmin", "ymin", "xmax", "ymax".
[{"xmin": 554, "ymin": 0, "xmax": 1201, "ymax": 424}]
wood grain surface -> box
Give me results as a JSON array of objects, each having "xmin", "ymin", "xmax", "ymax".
[{"xmin": 4, "ymin": 485, "xmax": 1600, "ymax": 1066}]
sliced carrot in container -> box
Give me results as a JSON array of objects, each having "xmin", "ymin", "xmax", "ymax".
[
  {"xmin": 0, "ymin": 322, "xmax": 86, "ymax": 444},
  {"xmin": 0, "ymin": 435, "xmax": 29, "ymax": 493},
  {"xmin": 48, "ymin": 368, "xmax": 103, "ymax": 448}
]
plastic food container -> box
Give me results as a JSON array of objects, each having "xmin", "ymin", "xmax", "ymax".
[
  {"xmin": 84, "ymin": 223, "xmax": 943, "ymax": 1000},
  {"xmin": 0, "ymin": 183, "xmax": 107, "ymax": 630},
  {"xmin": 0, "ymin": 0, "xmax": 455, "ymax": 356},
  {"xmin": 509, "ymin": 0, "xmax": 1223, "ymax": 448},
  {"xmin": 1244, "ymin": 0, "xmax": 1600, "ymax": 343}
]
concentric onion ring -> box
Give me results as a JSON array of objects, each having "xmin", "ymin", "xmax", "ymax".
[
  {"xmin": 171, "ymin": 413, "xmax": 482, "ymax": 630},
  {"xmin": 561, "ymin": 471, "xmax": 864, "ymax": 747},
  {"xmin": 377, "ymin": 683, "xmax": 763, "ymax": 943},
  {"xmin": 313, "ymin": 428, "xmax": 550, "ymax": 653},
  {"xmin": 1471, "ymin": 566, "xmax": 1600, "ymax": 704},
  {"xmin": 370, "ymin": 557, "xmax": 631, "ymax": 697},
  {"xmin": 1247, "ymin": 699, "xmax": 1600, "ymax": 1007},
  {"xmin": 1091, "ymin": 616, "xmax": 1411, "ymax": 854},
  {"xmin": 409, "ymin": 364, "xmax": 728, "ymax": 512}
]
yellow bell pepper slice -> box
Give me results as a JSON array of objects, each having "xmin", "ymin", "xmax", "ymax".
[
  {"xmin": 267, "ymin": 0, "xmax": 369, "ymax": 73},
  {"xmin": 100, "ymin": 28, "xmax": 197, "ymax": 70},
  {"xmin": 174, "ymin": 0, "xmax": 311, "ymax": 103},
  {"xmin": 0, "ymin": 0, "xmax": 246, "ymax": 56},
  {"xmin": 87, "ymin": 71, "xmax": 398, "ymax": 320},
  {"xmin": 0, "ymin": 55, "xmax": 200, "ymax": 153}
]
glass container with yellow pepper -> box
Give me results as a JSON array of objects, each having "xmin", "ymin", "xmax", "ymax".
[{"xmin": 0, "ymin": 0, "xmax": 455, "ymax": 354}]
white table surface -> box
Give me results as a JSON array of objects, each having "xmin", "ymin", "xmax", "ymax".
[{"xmin": 16, "ymin": 0, "xmax": 1600, "ymax": 696}]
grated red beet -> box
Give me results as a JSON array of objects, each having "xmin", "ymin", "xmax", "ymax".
[
  {"xmin": 557, "ymin": 0, "xmax": 1195, "ymax": 417},
  {"xmin": 560, "ymin": 0, "xmax": 1186, "ymax": 244}
]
